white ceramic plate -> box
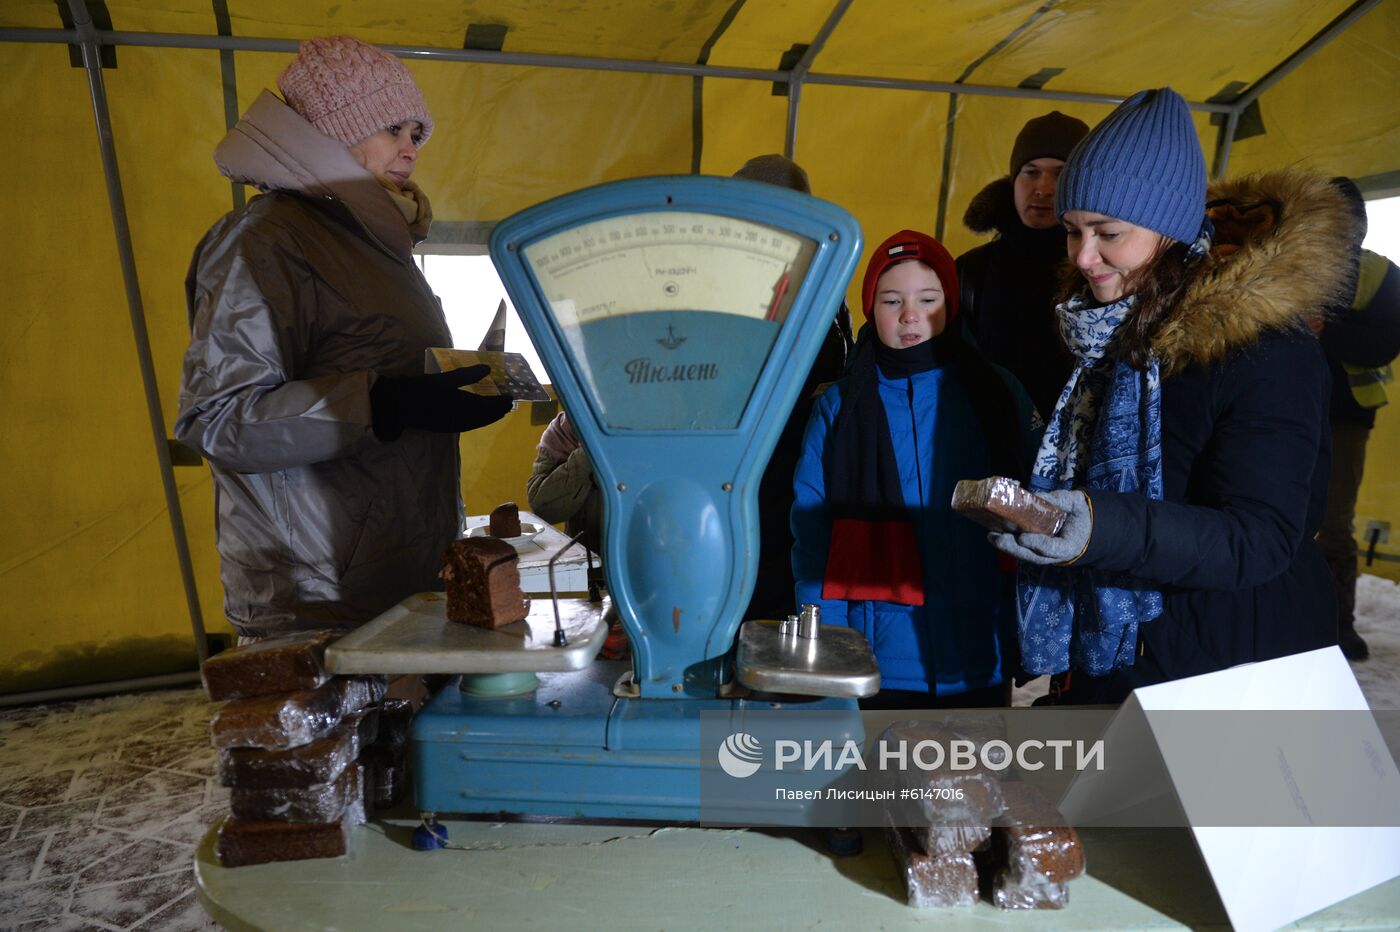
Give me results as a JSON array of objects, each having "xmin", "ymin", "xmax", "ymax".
[{"xmin": 467, "ymin": 522, "xmax": 545, "ymax": 549}]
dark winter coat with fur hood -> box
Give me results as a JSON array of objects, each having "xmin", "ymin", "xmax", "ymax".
[
  {"xmin": 1058, "ymin": 170, "xmax": 1350, "ymax": 703},
  {"xmin": 956, "ymin": 176, "xmax": 1076, "ymax": 419}
]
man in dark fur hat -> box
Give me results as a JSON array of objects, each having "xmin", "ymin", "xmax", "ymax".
[{"xmin": 956, "ymin": 111, "xmax": 1088, "ymax": 418}]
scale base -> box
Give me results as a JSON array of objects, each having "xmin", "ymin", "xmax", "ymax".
[{"xmin": 413, "ymin": 661, "xmax": 861, "ymax": 821}]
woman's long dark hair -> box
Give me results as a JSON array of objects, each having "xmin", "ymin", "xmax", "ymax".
[{"xmin": 1057, "ymin": 237, "xmax": 1206, "ymax": 370}]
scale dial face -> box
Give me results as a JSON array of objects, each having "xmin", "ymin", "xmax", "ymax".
[
  {"xmin": 523, "ymin": 211, "xmax": 815, "ymax": 326},
  {"xmin": 521, "ymin": 211, "xmax": 819, "ymax": 431}
]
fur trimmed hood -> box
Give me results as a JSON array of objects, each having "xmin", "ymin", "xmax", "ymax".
[
  {"xmin": 963, "ymin": 176, "xmax": 1020, "ymax": 236},
  {"xmin": 1151, "ymin": 169, "xmax": 1358, "ymax": 375}
]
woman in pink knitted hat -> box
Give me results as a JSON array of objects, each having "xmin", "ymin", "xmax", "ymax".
[{"xmin": 176, "ymin": 36, "xmax": 513, "ymax": 640}]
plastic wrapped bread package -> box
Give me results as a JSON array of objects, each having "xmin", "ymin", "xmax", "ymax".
[
  {"xmin": 210, "ymin": 679, "xmax": 346, "ymax": 751},
  {"xmin": 336, "ymin": 675, "xmax": 388, "ymax": 714},
  {"xmin": 343, "ymin": 763, "xmax": 368, "ymax": 827},
  {"xmin": 200, "ymin": 630, "xmax": 340, "ymax": 701},
  {"xmin": 950, "ymin": 477, "xmax": 1067, "ymax": 536},
  {"xmin": 988, "ymin": 782, "xmax": 1085, "ymax": 910},
  {"xmin": 362, "ymin": 698, "xmax": 414, "ymax": 810},
  {"xmin": 218, "ymin": 708, "xmax": 378, "ymax": 789},
  {"xmin": 992, "ymin": 877, "xmax": 1070, "ymax": 910},
  {"xmin": 877, "ymin": 721, "xmax": 1007, "ymax": 841},
  {"xmin": 229, "ymin": 758, "xmax": 363, "ymax": 823},
  {"xmin": 214, "ymin": 814, "xmax": 351, "ymax": 868},
  {"xmin": 922, "ymin": 822, "xmax": 992, "ymax": 857},
  {"xmin": 376, "ymin": 698, "xmax": 414, "ymax": 751},
  {"xmin": 885, "ymin": 813, "xmax": 979, "ymax": 908}
]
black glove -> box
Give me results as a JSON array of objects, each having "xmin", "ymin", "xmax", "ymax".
[{"xmin": 370, "ymin": 365, "xmax": 514, "ymax": 441}]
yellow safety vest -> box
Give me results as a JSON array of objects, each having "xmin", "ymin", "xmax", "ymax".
[{"xmin": 1342, "ymin": 250, "xmax": 1394, "ymax": 410}]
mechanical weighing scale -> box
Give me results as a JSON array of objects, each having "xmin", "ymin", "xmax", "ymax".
[{"xmin": 329, "ymin": 175, "xmax": 878, "ymax": 821}]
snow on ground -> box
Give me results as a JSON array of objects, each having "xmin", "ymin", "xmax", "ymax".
[{"xmin": 1354, "ymin": 573, "xmax": 1400, "ymax": 709}]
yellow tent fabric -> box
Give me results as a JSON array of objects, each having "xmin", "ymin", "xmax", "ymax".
[{"xmin": 2, "ymin": 0, "xmax": 1397, "ymax": 693}]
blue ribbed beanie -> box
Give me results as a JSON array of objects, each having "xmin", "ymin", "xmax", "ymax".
[{"xmin": 1055, "ymin": 88, "xmax": 1206, "ymax": 244}]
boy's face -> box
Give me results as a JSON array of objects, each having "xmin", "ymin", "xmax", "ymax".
[{"xmin": 872, "ymin": 260, "xmax": 946, "ymax": 349}]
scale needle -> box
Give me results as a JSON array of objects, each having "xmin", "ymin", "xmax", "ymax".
[{"xmin": 767, "ymin": 266, "xmax": 791, "ymax": 320}]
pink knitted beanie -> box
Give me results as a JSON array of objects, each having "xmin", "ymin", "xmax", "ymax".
[{"xmin": 277, "ymin": 35, "xmax": 434, "ymax": 147}]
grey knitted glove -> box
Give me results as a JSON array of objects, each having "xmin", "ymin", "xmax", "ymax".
[{"xmin": 988, "ymin": 489, "xmax": 1093, "ymax": 566}]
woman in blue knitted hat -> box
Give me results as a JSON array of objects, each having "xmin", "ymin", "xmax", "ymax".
[{"xmin": 988, "ymin": 87, "xmax": 1357, "ymax": 703}]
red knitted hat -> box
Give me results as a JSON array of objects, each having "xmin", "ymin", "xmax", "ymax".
[
  {"xmin": 860, "ymin": 229, "xmax": 960, "ymax": 324},
  {"xmin": 277, "ymin": 35, "xmax": 434, "ymax": 147}
]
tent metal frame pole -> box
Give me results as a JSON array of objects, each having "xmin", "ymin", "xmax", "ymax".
[
  {"xmin": 0, "ymin": 26, "xmax": 1239, "ymax": 114},
  {"xmin": 784, "ymin": 0, "xmax": 856, "ymax": 161},
  {"xmin": 784, "ymin": 81, "xmax": 803, "ymax": 161},
  {"xmin": 1235, "ymin": 0, "xmax": 1381, "ymax": 110},
  {"xmin": 1214, "ymin": 107, "xmax": 1241, "ymax": 178},
  {"xmin": 807, "ymin": 71, "xmax": 1231, "ymax": 113},
  {"xmin": 64, "ymin": 0, "xmax": 209, "ymax": 664},
  {"xmin": 2, "ymin": 27, "xmax": 788, "ymax": 82},
  {"xmin": 1211, "ymin": 0, "xmax": 1377, "ymax": 180},
  {"xmin": 0, "ymin": 672, "xmax": 204, "ymax": 709}
]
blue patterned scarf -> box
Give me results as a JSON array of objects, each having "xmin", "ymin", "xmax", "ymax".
[{"xmin": 1016, "ymin": 227, "xmax": 1211, "ymax": 676}]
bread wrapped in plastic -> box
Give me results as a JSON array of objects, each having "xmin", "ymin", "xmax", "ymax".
[
  {"xmin": 210, "ymin": 679, "xmax": 344, "ymax": 751},
  {"xmin": 877, "ymin": 720, "xmax": 1007, "ymax": 842},
  {"xmin": 219, "ymin": 708, "xmax": 378, "ymax": 788},
  {"xmin": 951, "ymin": 477, "xmax": 1066, "ymax": 536},
  {"xmin": 363, "ymin": 743, "xmax": 404, "ymax": 810},
  {"xmin": 214, "ymin": 814, "xmax": 350, "ymax": 867},
  {"xmin": 336, "ymin": 675, "xmax": 388, "ymax": 714},
  {"xmin": 922, "ymin": 822, "xmax": 992, "ymax": 857},
  {"xmin": 987, "ymin": 782, "xmax": 1084, "ymax": 909},
  {"xmin": 885, "ymin": 814, "xmax": 979, "ymax": 908},
  {"xmin": 201, "ymin": 630, "xmax": 339, "ymax": 701},
  {"xmin": 992, "ymin": 876, "xmax": 1070, "ymax": 910},
  {"xmin": 230, "ymin": 759, "xmax": 361, "ymax": 823},
  {"xmin": 344, "ymin": 763, "xmax": 368, "ymax": 827},
  {"xmin": 376, "ymin": 698, "xmax": 414, "ymax": 751},
  {"xmin": 361, "ymin": 697, "xmax": 413, "ymax": 810}
]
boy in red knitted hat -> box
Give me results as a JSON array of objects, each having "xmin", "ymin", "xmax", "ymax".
[{"xmin": 791, "ymin": 230, "xmax": 1039, "ymax": 708}]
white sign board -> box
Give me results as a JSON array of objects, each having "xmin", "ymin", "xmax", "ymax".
[{"xmin": 1059, "ymin": 647, "xmax": 1400, "ymax": 932}]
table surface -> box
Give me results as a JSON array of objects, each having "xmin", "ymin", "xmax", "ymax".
[{"xmin": 195, "ymin": 813, "xmax": 1400, "ymax": 931}]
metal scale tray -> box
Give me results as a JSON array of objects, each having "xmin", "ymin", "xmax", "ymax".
[{"xmin": 325, "ymin": 592, "xmax": 607, "ymax": 675}]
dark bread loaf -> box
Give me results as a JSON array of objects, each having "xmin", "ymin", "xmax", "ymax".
[
  {"xmin": 214, "ymin": 814, "xmax": 350, "ymax": 867},
  {"xmin": 987, "ymin": 781, "xmax": 1084, "ymax": 909},
  {"xmin": 885, "ymin": 814, "xmax": 979, "ymax": 908},
  {"xmin": 489, "ymin": 501, "xmax": 522, "ymax": 538},
  {"xmin": 209, "ymin": 679, "xmax": 344, "ymax": 751},
  {"xmin": 877, "ymin": 721, "xmax": 1007, "ymax": 836},
  {"xmin": 229, "ymin": 761, "xmax": 361, "ymax": 823},
  {"xmin": 218, "ymin": 707, "xmax": 377, "ymax": 789},
  {"xmin": 951, "ymin": 477, "xmax": 1066, "ymax": 536},
  {"xmin": 440, "ymin": 537, "xmax": 529, "ymax": 628},
  {"xmin": 200, "ymin": 630, "xmax": 338, "ymax": 701}
]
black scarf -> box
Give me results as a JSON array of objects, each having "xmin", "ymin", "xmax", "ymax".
[{"xmin": 821, "ymin": 325, "xmax": 1026, "ymax": 606}]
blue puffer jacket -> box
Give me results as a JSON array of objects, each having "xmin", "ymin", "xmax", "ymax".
[{"xmin": 791, "ymin": 363, "xmax": 1037, "ymax": 695}]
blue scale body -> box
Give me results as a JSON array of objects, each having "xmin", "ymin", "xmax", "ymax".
[{"xmin": 414, "ymin": 176, "xmax": 864, "ymax": 819}]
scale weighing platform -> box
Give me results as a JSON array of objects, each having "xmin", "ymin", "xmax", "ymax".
[{"xmin": 327, "ymin": 174, "xmax": 876, "ymax": 822}]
